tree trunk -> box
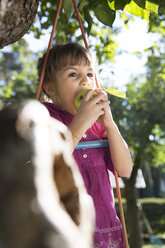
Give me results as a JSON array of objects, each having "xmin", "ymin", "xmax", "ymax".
[
  {"xmin": 0, "ymin": 101, "xmax": 94, "ymax": 248},
  {"xmin": 124, "ymin": 149, "xmax": 144, "ymax": 248},
  {"xmin": 125, "ymin": 177, "xmax": 143, "ymax": 248},
  {"xmin": 0, "ymin": 0, "xmax": 39, "ymax": 48}
]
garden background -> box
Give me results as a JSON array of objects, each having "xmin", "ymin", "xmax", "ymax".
[{"xmin": 0, "ymin": 1, "xmax": 165, "ymax": 247}]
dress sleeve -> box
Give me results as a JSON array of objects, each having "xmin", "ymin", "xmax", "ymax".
[
  {"xmin": 92, "ymin": 123, "xmax": 115, "ymax": 174},
  {"xmin": 92, "ymin": 122, "xmax": 132, "ymax": 176},
  {"xmin": 104, "ymin": 147, "xmax": 115, "ymax": 174}
]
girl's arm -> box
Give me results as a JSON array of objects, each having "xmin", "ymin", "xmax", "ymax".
[
  {"xmin": 105, "ymin": 122, "xmax": 132, "ymax": 177},
  {"xmin": 69, "ymin": 88, "xmax": 132, "ymax": 177},
  {"xmin": 69, "ymin": 89, "xmax": 107, "ymax": 150},
  {"xmin": 95, "ymin": 89, "xmax": 132, "ymax": 177},
  {"xmin": 69, "ymin": 114, "xmax": 88, "ymax": 150}
]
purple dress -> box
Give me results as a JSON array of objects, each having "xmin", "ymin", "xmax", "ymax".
[{"xmin": 43, "ymin": 102, "xmax": 125, "ymax": 248}]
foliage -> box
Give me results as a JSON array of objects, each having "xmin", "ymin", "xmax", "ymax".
[
  {"xmin": 31, "ymin": 0, "xmax": 120, "ymax": 65},
  {"xmin": 148, "ymin": 0, "xmax": 165, "ymax": 32},
  {"xmin": 108, "ymin": 25, "xmax": 165, "ymax": 167},
  {"xmin": 107, "ymin": 28, "xmax": 165, "ymax": 245},
  {"xmin": 141, "ymin": 199, "xmax": 165, "ymax": 234},
  {"xmin": 111, "ymin": 65, "xmax": 165, "ymax": 168},
  {"xmin": 0, "ymin": 0, "xmax": 164, "ymax": 246},
  {"xmin": 28, "ymin": 0, "xmax": 160, "ymax": 65},
  {"xmin": 34, "ymin": 0, "xmax": 159, "ymax": 36},
  {"xmin": 143, "ymin": 246, "xmax": 165, "ymax": 248},
  {"xmin": 116, "ymin": 198, "xmax": 165, "ymax": 242},
  {"xmin": 0, "ymin": 39, "xmax": 37, "ymax": 105}
]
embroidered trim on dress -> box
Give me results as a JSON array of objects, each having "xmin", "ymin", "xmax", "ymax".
[
  {"xmin": 94, "ymin": 224, "xmax": 124, "ymax": 248},
  {"xmin": 95, "ymin": 224, "xmax": 122, "ymax": 233},
  {"xmin": 94, "ymin": 237, "xmax": 122, "ymax": 248}
]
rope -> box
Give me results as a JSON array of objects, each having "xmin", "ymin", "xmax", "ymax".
[
  {"xmin": 114, "ymin": 170, "xmax": 129, "ymax": 248},
  {"xmin": 72, "ymin": 0, "xmax": 89, "ymax": 50},
  {"xmin": 35, "ymin": 1, "xmax": 129, "ymax": 247},
  {"xmin": 35, "ymin": 0, "xmax": 63, "ymax": 100},
  {"xmin": 72, "ymin": 0, "xmax": 100, "ymax": 88},
  {"xmin": 72, "ymin": 1, "xmax": 129, "ymax": 247}
]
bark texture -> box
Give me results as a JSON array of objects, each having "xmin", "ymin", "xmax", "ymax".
[
  {"xmin": 0, "ymin": 100, "xmax": 94, "ymax": 248},
  {"xmin": 0, "ymin": 0, "xmax": 39, "ymax": 48},
  {"xmin": 124, "ymin": 148, "xmax": 144, "ymax": 248}
]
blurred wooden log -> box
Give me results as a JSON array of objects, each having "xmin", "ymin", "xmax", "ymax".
[
  {"xmin": 0, "ymin": 0, "xmax": 39, "ymax": 48},
  {"xmin": 0, "ymin": 100, "xmax": 95, "ymax": 248}
]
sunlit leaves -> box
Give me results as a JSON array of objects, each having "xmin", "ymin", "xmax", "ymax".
[
  {"xmin": 145, "ymin": 1, "xmax": 158, "ymax": 13},
  {"xmin": 110, "ymin": 30, "xmax": 165, "ymax": 170},
  {"xmin": 88, "ymin": 24, "xmax": 118, "ymax": 64},
  {"xmin": 149, "ymin": 124, "xmax": 165, "ymax": 166},
  {"xmin": 125, "ymin": 1, "xmax": 150, "ymax": 22},
  {"xmin": 133, "ymin": 0, "xmax": 158, "ymax": 13},
  {"xmin": 153, "ymin": 145, "xmax": 165, "ymax": 167},
  {"xmin": 105, "ymin": 88, "xmax": 126, "ymax": 98},
  {"xmin": 148, "ymin": 0, "xmax": 165, "ymax": 33},
  {"xmin": 108, "ymin": 0, "xmax": 131, "ymax": 10},
  {"xmin": 3, "ymin": 84, "xmax": 12, "ymax": 98},
  {"xmin": 32, "ymin": 0, "xmax": 160, "ymax": 45},
  {"xmin": 108, "ymin": 0, "xmax": 159, "ymax": 22}
]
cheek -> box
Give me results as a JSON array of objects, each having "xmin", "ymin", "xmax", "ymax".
[
  {"xmin": 90, "ymin": 77, "xmax": 96, "ymax": 86},
  {"xmin": 62, "ymin": 91, "xmax": 75, "ymax": 102}
]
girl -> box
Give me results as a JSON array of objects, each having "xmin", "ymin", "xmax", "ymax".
[{"xmin": 38, "ymin": 43, "xmax": 132, "ymax": 248}]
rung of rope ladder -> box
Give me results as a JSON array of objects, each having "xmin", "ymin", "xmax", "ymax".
[{"xmin": 75, "ymin": 140, "xmax": 109, "ymax": 150}]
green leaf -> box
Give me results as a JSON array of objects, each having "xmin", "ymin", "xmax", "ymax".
[
  {"xmin": 79, "ymin": 1, "xmax": 86, "ymax": 13},
  {"xmin": 134, "ymin": 0, "xmax": 159, "ymax": 13},
  {"xmin": 93, "ymin": 0, "xmax": 116, "ymax": 27},
  {"xmin": 63, "ymin": 0, "xmax": 74, "ymax": 21},
  {"xmin": 3, "ymin": 86, "xmax": 12, "ymax": 98},
  {"xmin": 108, "ymin": 1, "xmax": 115, "ymax": 10},
  {"xmin": 133, "ymin": 51, "xmax": 141, "ymax": 54},
  {"xmin": 108, "ymin": 0, "xmax": 131, "ymax": 10},
  {"xmin": 125, "ymin": 1, "xmax": 150, "ymax": 22},
  {"xmin": 105, "ymin": 89, "xmax": 127, "ymax": 98},
  {"xmin": 145, "ymin": 1, "xmax": 159, "ymax": 13},
  {"xmin": 83, "ymin": 6, "xmax": 93, "ymax": 36}
]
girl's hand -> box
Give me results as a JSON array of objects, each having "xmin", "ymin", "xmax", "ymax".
[
  {"xmin": 70, "ymin": 89, "xmax": 115, "ymax": 149},
  {"xmin": 76, "ymin": 89, "xmax": 110, "ymax": 130},
  {"xmin": 94, "ymin": 89, "xmax": 115, "ymax": 130}
]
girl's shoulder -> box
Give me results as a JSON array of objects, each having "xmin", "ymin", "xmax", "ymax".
[
  {"xmin": 42, "ymin": 102, "xmax": 61, "ymax": 120},
  {"xmin": 42, "ymin": 101, "xmax": 58, "ymax": 110},
  {"xmin": 42, "ymin": 102, "xmax": 73, "ymax": 126}
]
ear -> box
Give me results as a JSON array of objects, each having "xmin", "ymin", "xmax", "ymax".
[{"xmin": 43, "ymin": 82, "xmax": 56, "ymax": 97}]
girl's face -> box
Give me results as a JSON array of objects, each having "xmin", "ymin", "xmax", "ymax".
[{"xmin": 50, "ymin": 60, "xmax": 96, "ymax": 115}]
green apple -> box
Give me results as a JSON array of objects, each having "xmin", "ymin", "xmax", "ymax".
[{"xmin": 74, "ymin": 88, "xmax": 97, "ymax": 111}]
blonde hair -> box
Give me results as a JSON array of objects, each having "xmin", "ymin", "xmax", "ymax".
[{"xmin": 37, "ymin": 43, "xmax": 93, "ymax": 101}]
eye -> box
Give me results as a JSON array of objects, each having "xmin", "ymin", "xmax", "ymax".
[
  {"xmin": 68, "ymin": 72, "xmax": 77, "ymax": 77},
  {"xmin": 87, "ymin": 72, "xmax": 94, "ymax": 78}
]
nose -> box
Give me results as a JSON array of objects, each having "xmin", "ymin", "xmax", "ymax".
[{"xmin": 80, "ymin": 76, "xmax": 94, "ymax": 88}]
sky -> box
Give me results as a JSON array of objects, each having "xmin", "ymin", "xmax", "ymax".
[
  {"xmin": 111, "ymin": 16, "xmax": 158, "ymax": 89},
  {"xmin": 23, "ymin": 14, "xmax": 158, "ymax": 90}
]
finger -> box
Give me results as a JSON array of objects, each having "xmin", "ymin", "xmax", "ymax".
[
  {"xmin": 90, "ymin": 93, "xmax": 107, "ymax": 104},
  {"xmin": 95, "ymin": 89, "xmax": 108, "ymax": 98},
  {"xmin": 83, "ymin": 89, "xmax": 95, "ymax": 101},
  {"xmin": 95, "ymin": 100, "xmax": 110, "ymax": 110},
  {"xmin": 95, "ymin": 88, "xmax": 104, "ymax": 94},
  {"xmin": 92, "ymin": 94, "xmax": 109, "ymax": 105},
  {"xmin": 98, "ymin": 109, "xmax": 104, "ymax": 116}
]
